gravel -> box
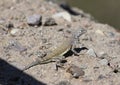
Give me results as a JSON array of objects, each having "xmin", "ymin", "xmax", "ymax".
[{"xmin": 27, "ymin": 14, "xmax": 42, "ymax": 26}]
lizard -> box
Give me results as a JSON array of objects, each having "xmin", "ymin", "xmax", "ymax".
[{"xmin": 22, "ymin": 28, "xmax": 86, "ymax": 71}]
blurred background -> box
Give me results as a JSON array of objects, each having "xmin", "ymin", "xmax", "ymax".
[{"xmin": 58, "ymin": 0, "xmax": 120, "ymax": 31}]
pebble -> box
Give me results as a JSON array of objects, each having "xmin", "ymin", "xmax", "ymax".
[
  {"xmin": 86, "ymin": 48, "xmax": 97, "ymax": 57},
  {"xmin": 95, "ymin": 30, "xmax": 105, "ymax": 36},
  {"xmin": 66, "ymin": 65, "xmax": 85, "ymax": 78},
  {"xmin": 107, "ymin": 32, "xmax": 115, "ymax": 37},
  {"xmin": 10, "ymin": 28, "xmax": 20, "ymax": 36},
  {"xmin": 44, "ymin": 17, "xmax": 57, "ymax": 26},
  {"xmin": 8, "ymin": 40, "xmax": 27, "ymax": 53},
  {"xmin": 98, "ymin": 52, "xmax": 109, "ymax": 59},
  {"xmin": 27, "ymin": 14, "xmax": 42, "ymax": 26},
  {"xmin": 6, "ymin": 22, "xmax": 14, "ymax": 28},
  {"xmin": 56, "ymin": 81, "xmax": 71, "ymax": 85},
  {"xmin": 52, "ymin": 12, "xmax": 71, "ymax": 22},
  {"xmin": 0, "ymin": 19, "xmax": 5, "ymax": 24},
  {"xmin": 99, "ymin": 59, "xmax": 108, "ymax": 66},
  {"xmin": 98, "ymin": 74, "xmax": 106, "ymax": 79}
]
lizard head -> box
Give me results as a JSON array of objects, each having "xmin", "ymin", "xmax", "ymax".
[{"xmin": 74, "ymin": 28, "xmax": 87, "ymax": 39}]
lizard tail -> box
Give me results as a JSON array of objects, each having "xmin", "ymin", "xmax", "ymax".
[
  {"xmin": 22, "ymin": 59, "xmax": 53, "ymax": 71},
  {"xmin": 22, "ymin": 60, "xmax": 40, "ymax": 71}
]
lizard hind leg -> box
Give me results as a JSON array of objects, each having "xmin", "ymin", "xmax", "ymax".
[{"xmin": 52, "ymin": 56, "xmax": 67, "ymax": 70}]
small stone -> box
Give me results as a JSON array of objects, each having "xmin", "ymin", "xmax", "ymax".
[
  {"xmin": 6, "ymin": 22, "xmax": 14, "ymax": 28},
  {"xmin": 27, "ymin": 14, "xmax": 42, "ymax": 26},
  {"xmin": 10, "ymin": 28, "xmax": 20, "ymax": 36},
  {"xmin": 107, "ymin": 32, "xmax": 115, "ymax": 37},
  {"xmin": 98, "ymin": 52, "xmax": 109, "ymax": 59},
  {"xmin": 52, "ymin": 12, "xmax": 71, "ymax": 22},
  {"xmin": 58, "ymin": 28, "xmax": 64, "ymax": 31},
  {"xmin": 82, "ymin": 76, "xmax": 92, "ymax": 82},
  {"xmin": 66, "ymin": 65, "xmax": 85, "ymax": 78},
  {"xmin": 86, "ymin": 48, "xmax": 97, "ymax": 57},
  {"xmin": 14, "ymin": 22, "xmax": 27, "ymax": 29},
  {"xmin": 95, "ymin": 30, "xmax": 105, "ymax": 36},
  {"xmin": 99, "ymin": 59, "xmax": 108, "ymax": 66},
  {"xmin": 44, "ymin": 17, "xmax": 57, "ymax": 26},
  {"xmin": 56, "ymin": 81, "xmax": 71, "ymax": 85},
  {"xmin": 8, "ymin": 40, "xmax": 27, "ymax": 53},
  {"xmin": 0, "ymin": 19, "xmax": 5, "ymax": 24},
  {"xmin": 98, "ymin": 74, "xmax": 106, "ymax": 79}
]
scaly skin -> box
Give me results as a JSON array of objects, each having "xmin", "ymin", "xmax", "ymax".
[
  {"xmin": 23, "ymin": 28, "xmax": 86, "ymax": 71},
  {"xmin": 23, "ymin": 38, "xmax": 72, "ymax": 71}
]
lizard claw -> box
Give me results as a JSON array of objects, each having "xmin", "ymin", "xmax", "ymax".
[{"xmin": 55, "ymin": 59, "xmax": 67, "ymax": 71}]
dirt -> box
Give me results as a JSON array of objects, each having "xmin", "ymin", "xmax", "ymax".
[{"xmin": 0, "ymin": 0, "xmax": 120, "ymax": 85}]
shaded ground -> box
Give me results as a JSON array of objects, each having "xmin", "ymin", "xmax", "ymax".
[
  {"xmin": 0, "ymin": 59, "xmax": 46, "ymax": 85},
  {"xmin": 0, "ymin": 0, "xmax": 120, "ymax": 85}
]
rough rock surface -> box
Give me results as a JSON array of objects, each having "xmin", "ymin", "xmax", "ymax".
[{"xmin": 0, "ymin": 0, "xmax": 120, "ymax": 85}]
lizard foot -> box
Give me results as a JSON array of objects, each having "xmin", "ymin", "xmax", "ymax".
[
  {"xmin": 55, "ymin": 59, "xmax": 67, "ymax": 71},
  {"xmin": 52, "ymin": 56, "xmax": 67, "ymax": 71}
]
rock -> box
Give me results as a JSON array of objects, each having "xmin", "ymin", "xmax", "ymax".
[
  {"xmin": 0, "ymin": 19, "xmax": 5, "ymax": 24},
  {"xmin": 106, "ymin": 32, "xmax": 115, "ymax": 37},
  {"xmin": 44, "ymin": 17, "xmax": 57, "ymax": 26},
  {"xmin": 8, "ymin": 40, "xmax": 27, "ymax": 53},
  {"xmin": 86, "ymin": 48, "xmax": 97, "ymax": 57},
  {"xmin": 97, "ymin": 74, "xmax": 106, "ymax": 80},
  {"xmin": 98, "ymin": 52, "xmax": 109, "ymax": 59},
  {"xmin": 66, "ymin": 65, "xmax": 85, "ymax": 78},
  {"xmin": 52, "ymin": 12, "xmax": 72, "ymax": 22},
  {"xmin": 99, "ymin": 59, "xmax": 108, "ymax": 66},
  {"xmin": 27, "ymin": 14, "xmax": 42, "ymax": 26},
  {"xmin": 14, "ymin": 22, "xmax": 27, "ymax": 29},
  {"xmin": 6, "ymin": 22, "xmax": 14, "ymax": 28},
  {"xmin": 112, "ymin": 64, "xmax": 120, "ymax": 73},
  {"xmin": 10, "ymin": 28, "xmax": 20, "ymax": 36},
  {"xmin": 56, "ymin": 81, "xmax": 71, "ymax": 85},
  {"xmin": 58, "ymin": 28, "xmax": 64, "ymax": 31},
  {"xmin": 95, "ymin": 30, "xmax": 105, "ymax": 36}
]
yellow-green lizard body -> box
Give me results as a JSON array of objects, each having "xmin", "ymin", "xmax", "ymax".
[{"xmin": 23, "ymin": 28, "xmax": 86, "ymax": 71}]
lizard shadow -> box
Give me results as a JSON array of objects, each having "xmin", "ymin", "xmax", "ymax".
[
  {"xmin": 63, "ymin": 47, "xmax": 88, "ymax": 57},
  {"xmin": 0, "ymin": 59, "xmax": 46, "ymax": 85},
  {"xmin": 74, "ymin": 47, "xmax": 88, "ymax": 53}
]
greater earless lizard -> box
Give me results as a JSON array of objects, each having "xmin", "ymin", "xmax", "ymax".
[{"xmin": 23, "ymin": 28, "xmax": 86, "ymax": 71}]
